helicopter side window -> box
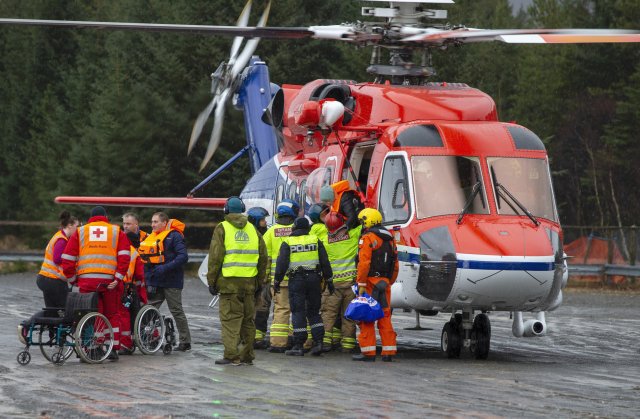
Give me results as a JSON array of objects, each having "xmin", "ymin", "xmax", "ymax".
[
  {"xmin": 299, "ymin": 180, "xmax": 308, "ymax": 210},
  {"xmin": 287, "ymin": 181, "xmax": 297, "ymax": 202},
  {"xmin": 305, "ymin": 167, "xmax": 334, "ymax": 203},
  {"xmin": 379, "ymin": 156, "xmax": 410, "ymax": 224}
]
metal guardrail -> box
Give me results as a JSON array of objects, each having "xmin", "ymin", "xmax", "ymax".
[
  {"xmin": 568, "ymin": 264, "xmax": 640, "ymax": 277},
  {"xmin": 0, "ymin": 252, "xmax": 207, "ymax": 264}
]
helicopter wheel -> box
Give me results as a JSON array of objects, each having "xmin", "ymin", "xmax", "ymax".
[
  {"xmin": 470, "ymin": 313, "xmax": 491, "ymax": 360},
  {"xmin": 441, "ymin": 321, "xmax": 462, "ymax": 359}
]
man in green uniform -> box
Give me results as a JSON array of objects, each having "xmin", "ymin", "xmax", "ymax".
[{"xmin": 207, "ymin": 197, "xmax": 268, "ymax": 366}]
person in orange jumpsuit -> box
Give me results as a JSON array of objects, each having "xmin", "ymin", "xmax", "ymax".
[{"xmin": 352, "ymin": 208, "xmax": 399, "ymax": 362}]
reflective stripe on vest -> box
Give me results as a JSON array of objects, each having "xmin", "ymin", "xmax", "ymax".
[
  {"xmin": 221, "ymin": 221, "xmax": 260, "ymax": 277},
  {"xmin": 77, "ymin": 222, "xmax": 119, "ymax": 278},
  {"xmin": 284, "ymin": 234, "xmax": 320, "ymax": 272},
  {"xmin": 265, "ymin": 223, "xmax": 293, "ymax": 281},
  {"xmin": 324, "ymin": 226, "xmax": 361, "ymax": 282},
  {"xmin": 124, "ymin": 247, "xmax": 139, "ymax": 283},
  {"xmin": 138, "ymin": 230, "xmax": 171, "ymax": 264},
  {"xmin": 38, "ymin": 230, "xmax": 68, "ymax": 280}
]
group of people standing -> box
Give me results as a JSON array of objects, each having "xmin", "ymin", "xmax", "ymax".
[
  {"xmin": 35, "ymin": 180, "xmax": 399, "ymax": 365},
  {"xmin": 207, "ymin": 181, "xmax": 399, "ymax": 365},
  {"xmin": 36, "ymin": 206, "xmax": 192, "ymax": 361}
]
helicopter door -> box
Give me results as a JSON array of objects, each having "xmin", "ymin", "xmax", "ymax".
[{"xmin": 349, "ymin": 142, "xmax": 376, "ymax": 198}]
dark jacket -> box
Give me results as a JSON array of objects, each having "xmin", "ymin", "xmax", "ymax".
[
  {"xmin": 274, "ymin": 227, "xmax": 333, "ymax": 283},
  {"xmin": 145, "ymin": 230, "xmax": 188, "ymax": 289},
  {"xmin": 207, "ymin": 213, "xmax": 268, "ymax": 293},
  {"xmin": 339, "ymin": 190, "xmax": 364, "ymax": 230}
]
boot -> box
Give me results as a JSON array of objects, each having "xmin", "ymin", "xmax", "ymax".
[
  {"xmin": 352, "ymin": 354, "xmax": 375, "ymax": 362},
  {"xmin": 310, "ymin": 341, "xmax": 323, "ymax": 356},
  {"xmin": 321, "ymin": 343, "xmax": 333, "ymax": 353},
  {"xmin": 253, "ymin": 339, "xmax": 268, "ymax": 350},
  {"xmin": 285, "ymin": 345, "xmax": 304, "ymax": 356}
]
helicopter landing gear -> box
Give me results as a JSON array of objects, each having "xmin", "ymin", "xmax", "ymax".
[
  {"xmin": 441, "ymin": 313, "xmax": 463, "ymax": 358},
  {"xmin": 440, "ymin": 311, "xmax": 491, "ymax": 359},
  {"xmin": 470, "ymin": 313, "xmax": 491, "ymax": 360}
]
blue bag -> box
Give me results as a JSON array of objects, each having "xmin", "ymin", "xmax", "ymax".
[{"xmin": 344, "ymin": 292, "xmax": 384, "ymax": 323}]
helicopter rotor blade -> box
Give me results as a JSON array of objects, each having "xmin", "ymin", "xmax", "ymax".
[
  {"xmin": 231, "ymin": 0, "xmax": 271, "ymax": 78},
  {"xmin": 188, "ymin": 96, "xmax": 218, "ymax": 155},
  {"xmin": 229, "ymin": 0, "xmax": 252, "ymax": 65},
  {"xmin": 199, "ymin": 88, "xmax": 230, "ymax": 172}
]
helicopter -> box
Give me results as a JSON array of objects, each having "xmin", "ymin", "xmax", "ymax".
[{"xmin": 3, "ymin": 0, "xmax": 639, "ymax": 359}]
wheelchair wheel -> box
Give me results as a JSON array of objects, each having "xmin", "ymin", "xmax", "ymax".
[
  {"xmin": 17, "ymin": 351, "xmax": 31, "ymax": 365},
  {"xmin": 133, "ymin": 305, "xmax": 165, "ymax": 355},
  {"xmin": 38, "ymin": 325, "xmax": 75, "ymax": 364},
  {"xmin": 75, "ymin": 312, "xmax": 114, "ymax": 364}
]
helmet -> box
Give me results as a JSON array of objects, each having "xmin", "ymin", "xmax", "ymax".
[
  {"xmin": 224, "ymin": 196, "xmax": 245, "ymax": 214},
  {"xmin": 324, "ymin": 211, "xmax": 345, "ymax": 233},
  {"xmin": 276, "ymin": 199, "xmax": 300, "ymax": 218},
  {"xmin": 247, "ymin": 207, "xmax": 269, "ymax": 228},
  {"xmin": 308, "ymin": 203, "xmax": 329, "ymax": 223},
  {"xmin": 358, "ymin": 208, "xmax": 382, "ymax": 228}
]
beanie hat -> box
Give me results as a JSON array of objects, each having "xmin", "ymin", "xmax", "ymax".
[
  {"xmin": 319, "ymin": 185, "xmax": 335, "ymax": 203},
  {"xmin": 293, "ymin": 216, "xmax": 310, "ymax": 231},
  {"xmin": 225, "ymin": 197, "xmax": 245, "ymax": 214},
  {"xmin": 90, "ymin": 206, "xmax": 107, "ymax": 218}
]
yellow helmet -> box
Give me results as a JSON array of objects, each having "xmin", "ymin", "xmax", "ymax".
[{"xmin": 358, "ymin": 208, "xmax": 382, "ymax": 228}]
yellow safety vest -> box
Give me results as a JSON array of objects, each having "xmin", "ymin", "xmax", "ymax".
[
  {"xmin": 310, "ymin": 222, "xmax": 328, "ymax": 243},
  {"xmin": 264, "ymin": 222, "xmax": 293, "ymax": 282},
  {"xmin": 323, "ymin": 225, "xmax": 361, "ymax": 282},
  {"xmin": 76, "ymin": 221, "xmax": 121, "ymax": 280},
  {"xmin": 39, "ymin": 231, "xmax": 69, "ymax": 281},
  {"xmin": 221, "ymin": 221, "xmax": 260, "ymax": 277},
  {"xmin": 284, "ymin": 234, "xmax": 320, "ymax": 273}
]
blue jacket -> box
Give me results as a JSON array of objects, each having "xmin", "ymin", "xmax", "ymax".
[{"xmin": 145, "ymin": 230, "xmax": 188, "ymax": 289}]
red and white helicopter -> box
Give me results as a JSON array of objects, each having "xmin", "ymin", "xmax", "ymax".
[{"xmin": 4, "ymin": 0, "xmax": 639, "ymax": 359}]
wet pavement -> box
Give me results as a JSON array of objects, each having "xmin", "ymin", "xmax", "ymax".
[{"xmin": 1, "ymin": 272, "xmax": 639, "ymax": 418}]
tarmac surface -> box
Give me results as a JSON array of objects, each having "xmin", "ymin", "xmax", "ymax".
[{"xmin": 1, "ymin": 272, "xmax": 639, "ymax": 418}]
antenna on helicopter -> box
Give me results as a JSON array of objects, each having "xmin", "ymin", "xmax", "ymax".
[{"xmin": 188, "ymin": 0, "xmax": 272, "ymax": 172}]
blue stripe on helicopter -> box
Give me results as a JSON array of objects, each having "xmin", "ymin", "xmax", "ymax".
[{"xmin": 457, "ymin": 260, "xmax": 554, "ymax": 271}]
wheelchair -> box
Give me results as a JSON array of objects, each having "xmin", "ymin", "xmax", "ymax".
[
  {"xmin": 132, "ymin": 304, "xmax": 176, "ymax": 355},
  {"xmin": 17, "ymin": 292, "xmax": 114, "ymax": 365}
]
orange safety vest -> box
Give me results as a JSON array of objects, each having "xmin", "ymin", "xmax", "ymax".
[
  {"xmin": 124, "ymin": 246, "xmax": 143, "ymax": 286},
  {"xmin": 138, "ymin": 219, "xmax": 185, "ymax": 264},
  {"xmin": 39, "ymin": 231, "xmax": 70, "ymax": 281},
  {"xmin": 330, "ymin": 180, "xmax": 352, "ymax": 212},
  {"xmin": 76, "ymin": 221, "xmax": 123, "ymax": 281}
]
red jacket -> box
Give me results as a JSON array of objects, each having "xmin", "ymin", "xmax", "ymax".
[{"xmin": 62, "ymin": 215, "xmax": 131, "ymax": 281}]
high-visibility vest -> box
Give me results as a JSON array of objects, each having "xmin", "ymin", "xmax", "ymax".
[
  {"xmin": 138, "ymin": 230, "xmax": 171, "ymax": 264},
  {"xmin": 284, "ymin": 234, "xmax": 320, "ymax": 273},
  {"xmin": 221, "ymin": 221, "xmax": 260, "ymax": 277},
  {"xmin": 310, "ymin": 222, "xmax": 328, "ymax": 243},
  {"xmin": 75, "ymin": 221, "xmax": 123, "ymax": 281},
  {"xmin": 124, "ymin": 246, "xmax": 143, "ymax": 285},
  {"xmin": 38, "ymin": 231, "xmax": 69, "ymax": 281},
  {"xmin": 264, "ymin": 222, "xmax": 293, "ymax": 281},
  {"xmin": 324, "ymin": 225, "xmax": 361, "ymax": 282}
]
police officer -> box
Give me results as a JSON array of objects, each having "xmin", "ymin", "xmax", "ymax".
[
  {"xmin": 262, "ymin": 199, "xmax": 298, "ymax": 352},
  {"xmin": 274, "ymin": 217, "xmax": 333, "ymax": 356},
  {"xmin": 352, "ymin": 208, "xmax": 399, "ymax": 362},
  {"xmin": 207, "ymin": 197, "xmax": 268, "ymax": 365}
]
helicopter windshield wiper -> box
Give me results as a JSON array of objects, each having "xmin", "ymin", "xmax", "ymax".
[
  {"xmin": 456, "ymin": 181, "xmax": 482, "ymax": 225},
  {"xmin": 495, "ymin": 183, "xmax": 540, "ymax": 226}
]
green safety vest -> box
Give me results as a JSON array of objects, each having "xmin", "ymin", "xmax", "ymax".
[
  {"xmin": 264, "ymin": 223, "xmax": 293, "ymax": 282},
  {"xmin": 323, "ymin": 225, "xmax": 361, "ymax": 282},
  {"xmin": 284, "ymin": 234, "xmax": 320, "ymax": 273},
  {"xmin": 310, "ymin": 222, "xmax": 328, "ymax": 243},
  {"xmin": 221, "ymin": 221, "xmax": 260, "ymax": 277}
]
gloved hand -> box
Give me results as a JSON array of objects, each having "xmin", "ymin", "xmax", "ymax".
[
  {"xmin": 147, "ymin": 286, "xmax": 157, "ymax": 295},
  {"xmin": 327, "ymin": 280, "xmax": 336, "ymax": 295},
  {"xmin": 208, "ymin": 285, "xmax": 219, "ymax": 296},
  {"xmin": 273, "ymin": 281, "xmax": 281, "ymax": 294}
]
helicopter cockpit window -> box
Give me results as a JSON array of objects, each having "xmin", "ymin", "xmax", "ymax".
[
  {"xmin": 379, "ymin": 156, "xmax": 410, "ymax": 224},
  {"xmin": 412, "ymin": 156, "xmax": 489, "ymax": 219},
  {"xmin": 488, "ymin": 157, "xmax": 558, "ymax": 222}
]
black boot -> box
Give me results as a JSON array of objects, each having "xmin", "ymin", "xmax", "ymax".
[
  {"xmin": 285, "ymin": 345, "xmax": 304, "ymax": 356},
  {"xmin": 310, "ymin": 340, "xmax": 323, "ymax": 356},
  {"xmin": 352, "ymin": 354, "xmax": 375, "ymax": 362}
]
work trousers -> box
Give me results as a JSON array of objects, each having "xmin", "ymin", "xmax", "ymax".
[
  {"xmin": 357, "ymin": 277, "xmax": 396, "ymax": 356},
  {"xmin": 149, "ymin": 287, "xmax": 191, "ymax": 345},
  {"xmin": 36, "ymin": 274, "xmax": 69, "ymax": 308},
  {"xmin": 288, "ymin": 272, "xmax": 324, "ymax": 346},
  {"xmin": 78, "ymin": 278, "xmax": 123, "ymax": 350},
  {"xmin": 254, "ymin": 284, "xmax": 272, "ymax": 341},
  {"xmin": 321, "ymin": 281, "xmax": 357, "ymax": 350},
  {"xmin": 269, "ymin": 285, "xmax": 291, "ymax": 348},
  {"xmin": 219, "ymin": 288, "xmax": 256, "ymax": 363}
]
